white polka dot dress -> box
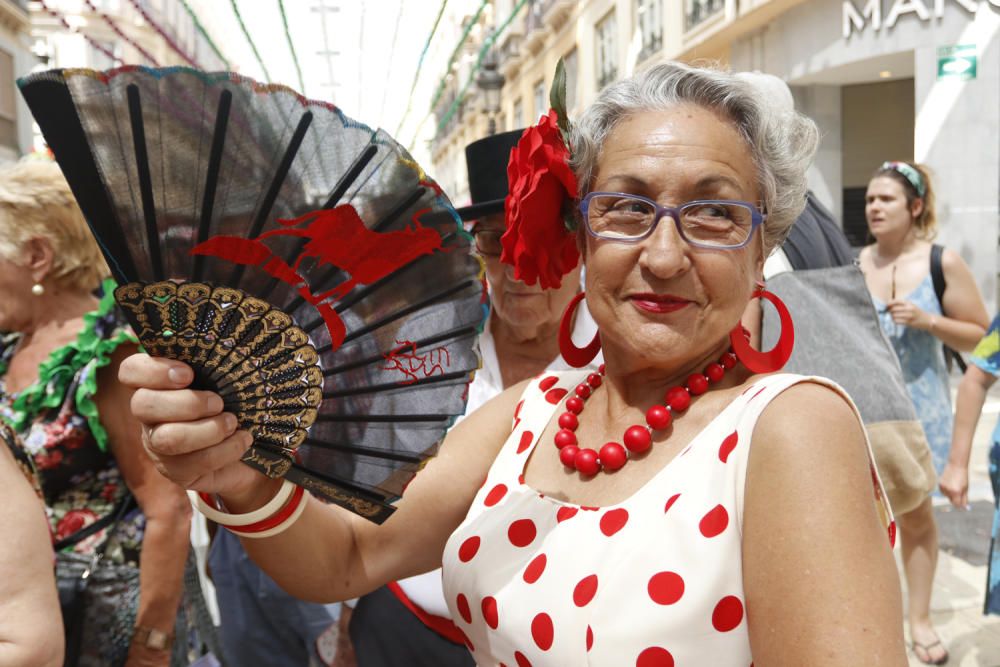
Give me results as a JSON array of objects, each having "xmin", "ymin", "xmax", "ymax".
[{"xmin": 441, "ymin": 371, "xmax": 894, "ymax": 667}]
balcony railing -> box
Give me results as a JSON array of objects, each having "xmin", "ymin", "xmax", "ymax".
[{"xmin": 685, "ymin": 0, "xmax": 724, "ymax": 32}]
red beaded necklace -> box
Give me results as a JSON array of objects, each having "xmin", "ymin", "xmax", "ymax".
[{"xmin": 554, "ymin": 349, "xmax": 741, "ymax": 475}]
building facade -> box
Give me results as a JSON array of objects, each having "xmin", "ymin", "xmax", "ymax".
[
  {"xmin": 0, "ymin": 0, "xmax": 35, "ymax": 162},
  {"xmin": 431, "ymin": 0, "xmax": 1000, "ymax": 306}
]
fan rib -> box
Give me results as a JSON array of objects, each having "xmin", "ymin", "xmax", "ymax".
[
  {"xmin": 321, "ymin": 324, "xmax": 479, "ymax": 377},
  {"xmin": 312, "ymin": 414, "xmax": 451, "ymax": 423},
  {"xmin": 301, "ymin": 439, "xmax": 426, "ymax": 463},
  {"xmin": 285, "ymin": 460, "xmax": 395, "ymax": 500},
  {"xmin": 322, "ymin": 142, "xmax": 379, "ymax": 210},
  {"xmin": 193, "ymin": 89, "xmax": 233, "ymax": 282},
  {"xmin": 322, "ymin": 369, "xmax": 471, "ymax": 399},
  {"xmin": 228, "ymin": 111, "xmax": 314, "ymax": 287},
  {"xmin": 126, "ymin": 84, "xmax": 163, "ymax": 281},
  {"xmin": 317, "ymin": 279, "xmax": 477, "ymax": 350}
]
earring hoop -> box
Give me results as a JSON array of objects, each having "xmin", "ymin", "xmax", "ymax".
[
  {"xmin": 729, "ymin": 289, "xmax": 794, "ymax": 374},
  {"xmin": 559, "ymin": 292, "xmax": 601, "ymax": 368}
]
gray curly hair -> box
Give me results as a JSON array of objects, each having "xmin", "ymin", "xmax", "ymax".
[{"xmin": 569, "ymin": 62, "xmax": 819, "ymax": 253}]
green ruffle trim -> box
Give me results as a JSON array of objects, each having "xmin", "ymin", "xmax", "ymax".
[{"xmin": 9, "ymin": 279, "xmax": 137, "ymax": 452}]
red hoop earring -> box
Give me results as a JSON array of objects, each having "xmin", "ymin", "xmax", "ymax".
[
  {"xmin": 729, "ymin": 289, "xmax": 794, "ymax": 374},
  {"xmin": 559, "ymin": 292, "xmax": 601, "ymax": 368}
]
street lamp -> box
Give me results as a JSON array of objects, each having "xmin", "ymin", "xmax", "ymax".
[{"xmin": 476, "ymin": 43, "xmax": 505, "ymax": 135}]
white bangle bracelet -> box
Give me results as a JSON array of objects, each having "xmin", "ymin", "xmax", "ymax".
[
  {"xmin": 229, "ymin": 493, "xmax": 309, "ymax": 539},
  {"xmin": 187, "ymin": 480, "xmax": 294, "ymax": 527}
]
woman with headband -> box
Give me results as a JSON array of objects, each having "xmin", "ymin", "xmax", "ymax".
[{"xmin": 860, "ymin": 160, "xmax": 989, "ymax": 665}]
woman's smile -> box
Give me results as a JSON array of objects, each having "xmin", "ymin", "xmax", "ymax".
[{"xmin": 628, "ymin": 293, "xmax": 692, "ymax": 314}]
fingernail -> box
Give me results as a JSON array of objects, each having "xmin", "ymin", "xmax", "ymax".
[
  {"xmin": 168, "ymin": 366, "xmax": 192, "ymax": 384},
  {"xmin": 243, "ymin": 431, "xmax": 254, "ymax": 449},
  {"xmin": 224, "ymin": 413, "xmax": 238, "ymax": 432},
  {"xmin": 207, "ymin": 394, "xmax": 224, "ymax": 413}
]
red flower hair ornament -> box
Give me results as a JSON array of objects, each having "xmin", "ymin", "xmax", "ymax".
[{"xmin": 499, "ymin": 60, "xmax": 579, "ymax": 290}]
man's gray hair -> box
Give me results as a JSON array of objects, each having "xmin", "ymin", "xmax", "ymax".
[{"xmin": 570, "ymin": 62, "xmax": 818, "ymax": 252}]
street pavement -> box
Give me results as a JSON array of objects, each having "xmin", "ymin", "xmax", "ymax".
[{"xmin": 905, "ymin": 376, "xmax": 1000, "ymax": 666}]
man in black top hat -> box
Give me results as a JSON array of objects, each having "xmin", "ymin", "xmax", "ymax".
[{"xmin": 341, "ymin": 130, "xmax": 594, "ymax": 667}]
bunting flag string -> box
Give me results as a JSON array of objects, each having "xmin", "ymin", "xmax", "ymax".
[
  {"xmin": 407, "ymin": 0, "xmax": 489, "ymax": 149},
  {"xmin": 179, "ymin": 0, "xmax": 231, "ymax": 70},
  {"xmin": 230, "ymin": 0, "xmax": 271, "ymax": 82},
  {"xmin": 277, "ymin": 0, "xmax": 305, "ymax": 94},
  {"xmin": 433, "ymin": 0, "xmax": 529, "ymax": 135},
  {"xmin": 82, "ymin": 0, "xmax": 160, "ymax": 66},
  {"xmin": 394, "ymin": 0, "xmax": 449, "ymax": 137},
  {"xmin": 126, "ymin": 0, "xmax": 200, "ymax": 68},
  {"xmin": 38, "ymin": 0, "xmax": 122, "ymax": 67}
]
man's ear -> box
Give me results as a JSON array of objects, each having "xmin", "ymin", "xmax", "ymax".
[{"xmin": 24, "ymin": 237, "xmax": 55, "ymax": 283}]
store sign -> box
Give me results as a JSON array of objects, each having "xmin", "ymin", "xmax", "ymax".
[
  {"xmin": 937, "ymin": 44, "xmax": 978, "ymax": 78},
  {"xmin": 843, "ymin": 0, "xmax": 999, "ymax": 38}
]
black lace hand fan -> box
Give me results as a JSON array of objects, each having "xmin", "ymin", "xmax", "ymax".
[{"xmin": 19, "ymin": 67, "xmax": 487, "ymax": 523}]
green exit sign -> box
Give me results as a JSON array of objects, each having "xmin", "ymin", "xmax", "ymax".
[{"xmin": 937, "ymin": 44, "xmax": 977, "ymax": 81}]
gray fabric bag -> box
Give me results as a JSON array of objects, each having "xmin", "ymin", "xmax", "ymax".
[{"xmin": 762, "ymin": 263, "xmax": 936, "ymax": 514}]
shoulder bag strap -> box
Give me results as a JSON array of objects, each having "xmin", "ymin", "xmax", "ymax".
[
  {"xmin": 928, "ymin": 244, "xmax": 968, "ymax": 373},
  {"xmin": 53, "ymin": 492, "xmax": 134, "ymax": 552}
]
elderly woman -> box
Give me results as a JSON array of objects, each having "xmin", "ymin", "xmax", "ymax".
[
  {"xmin": 0, "ymin": 422, "xmax": 63, "ymax": 667},
  {"xmin": 123, "ymin": 62, "xmax": 905, "ymax": 665},
  {"xmin": 0, "ymin": 160, "xmax": 207, "ymax": 667}
]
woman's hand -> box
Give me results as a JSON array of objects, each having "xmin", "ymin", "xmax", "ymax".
[
  {"xmin": 885, "ymin": 299, "xmax": 932, "ymax": 330},
  {"xmin": 119, "ymin": 354, "xmax": 260, "ymax": 501},
  {"xmin": 939, "ymin": 462, "xmax": 970, "ymax": 509}
]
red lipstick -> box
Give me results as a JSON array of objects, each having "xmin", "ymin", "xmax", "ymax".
[{"xmin": 629, "ymin": 294, "xmax": 691, "ymax": 314}]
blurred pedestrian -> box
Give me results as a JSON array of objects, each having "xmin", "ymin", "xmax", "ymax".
[
  {"xmin": 941, "ymin": 315, "xmax": 1000, "ymax": 615},
  {"xmin": 859, "ymin": 160, "xmax": 990, "ymax": 664},
  {"xmin": 0, "ymin": 160, "xmax": 214, "ymax": 667},
  {"xmin": 0, "ymin": 420, "xmax": 63, "ymax": 667}
]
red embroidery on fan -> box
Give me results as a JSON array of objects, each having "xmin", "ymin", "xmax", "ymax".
[
  {"xmin": 191, "ymin": 204, "xmax": 444, "ymax": 352},
  {"xmin": 382, "ymin": 339, "xmax": 452, "ymax": 385}
]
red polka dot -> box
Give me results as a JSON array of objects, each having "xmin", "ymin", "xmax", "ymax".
[
  {"xmin": 600, "ymin": 508, "xmax": 629, "ymax": 536},
  {"xmin": 648, "ymin": 571, "xmax": 685, "ymax": 605},
  {"xmin": 539, "ymin": 375, "xmax": 558, "ymax": 391},
  {"xmin": 508, "ymin": 519, "xmax": 537, "ymax": 547},
  {"xmin": 545, "ymin": 388, "xmax": 568, "ymax": 404},
  {"xmin": 664, "ymin": 493, "xmax": 681, "ymax": 513},
  {"xmin": 531, "ymin": 612, "xmax": 554, "ymax": 650},
  {"xmin": 581, "ymin": 505, "xmax": 600, "ymax": 511},
  {"xmin": 518, "ymin": 473, "xmax": 525, "ymax": 484},
  {"xmin": 636, "ymin": 646, "xmax": 674, "ymax": 667},
  {"xmin": 514, "ymin": 400, "xmax": 524, "ymax": 420},
  {"xmin": 749, "ymin": 386, "xmax": 766, "ymax": 401},
  {"xmin": 517, "ymin": 431, "xmax": 534, "ymax": 453},
  {"xmin": 458, "ymin": 536, "xmax": 480, "ymax": 562},
  {"xmin": 586, "ymin": 625, "xmax": 594, "ymax": 651},
  {"xmin": 456, "ymin": 593, "xmax": 472, "ymax": 623},
  {"xmin": 888, "ymin": 520, "xmax": 897, "ymax": 548},
  {"xmin": 718, "ymin": 430, "xmax": 738, "ymax": 463},
  {"xmin": 523, "ymin": 553, "xmax": 546, "ymax": 583},
  {"xmin": 484, "ymin": 484, "xmax": 508, "ymax": 507},
  {"xmin": 712, "ymin": 595, "xmax": 744, "ymax": 632},
  {"xmin": 556, "ymin": 506, "xmax": 578, "ymax": 522},
  {"xmin": 573, "ymin": 574, "xmax": 599, "ymax": 607},
  {"xmin": 699, "ymin": 504, "xmax": 729, "ymax": 538},
  {"xmin": 514, "ymin": 652, "xmax": 532, "ymax": 667},
  {"xmin": 481, "ymin": 596, "xmax": 499, "ymax": 629}
]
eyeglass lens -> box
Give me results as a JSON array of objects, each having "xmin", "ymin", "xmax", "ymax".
[{"xmin": 586, "ymin": 195, "xmax": 754, "ymax": 247}]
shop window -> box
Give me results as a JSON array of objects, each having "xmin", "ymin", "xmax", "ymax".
[
  {"xmin": 685, "ymin": 0, "xmax": 724, "ymax": 31},
  {"xmin": 636, "ymin": 0, "xmax": 662, "ymax": 61},
  {"xmin": 0, "ymin": 49, "xmax": 16, "ymax": 152},
  {"xmin": 595, "ymin": 10, "xmax": 617, "ymax": 89},
  {"xmin": 533, "ymin": 79, "xmax": 546, "ymax": 120}
]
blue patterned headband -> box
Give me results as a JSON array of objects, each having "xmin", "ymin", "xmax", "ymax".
[{"xmin": 880, "ymin": 161, "xmax": 926, "ymax": 198}]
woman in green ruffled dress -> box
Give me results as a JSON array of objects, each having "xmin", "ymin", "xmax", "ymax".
[{"xmin": 0, "ymin": 160, "xmax": 215, "ymax": 667}]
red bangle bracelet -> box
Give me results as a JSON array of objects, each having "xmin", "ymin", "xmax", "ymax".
[
  {"xmin": 235, "ymin": 484, "xmax": 305, "ymax": 533},
  {"xmin": 201, "ymin": 484, "xmax": 305, "ymax": 533}
]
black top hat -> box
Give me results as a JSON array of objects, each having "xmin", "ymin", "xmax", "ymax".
[{"xmin": 453, "ymin": 129, "xmax": 525, "ymax": 222}]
